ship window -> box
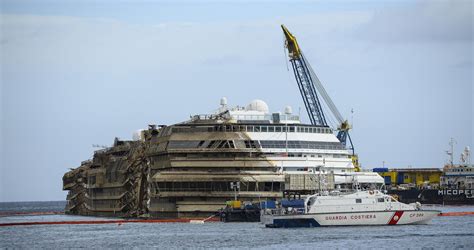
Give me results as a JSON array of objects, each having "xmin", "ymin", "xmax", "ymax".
[
  {"xmin": 261, "ymin": 126, "xmax": 268, "ymax": 132},
  {"xmin": 355, "ymin": 199, "xmax": 362, "ymax": 203},
  {"xmin": 275, "ymin": 127, "xmax": 282, "ymax": 132},
  {"xmin": 269, "ymin": 126, "xmax": 275, "ymax": 132},
  {"xmin": 248, "ymin": 182, "xmax": 256, "ymax": 191},
  {"xmin": 273, "ymin": 182, "xmax": 281, "ymax": 192},
  {"xmin": 289, "ymin": 126, "xmax": 295, "ymax": 132},
  {"xmin": 244, "ymin": 140, "xmax": 259, "ymax": 149},
  {"xmin": 377, "ymin": 198, "xmax": 384, "ymax": 202},
  {"xmin": 89, "ymin": 176, "xmax": 96, "ymax": 185},
  {"xmin": 264, "ymin": 182, "xmax": 273, "ymax": 191}
]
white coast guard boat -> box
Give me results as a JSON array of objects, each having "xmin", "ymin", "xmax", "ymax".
[{"xmin": 261, "ymin": 190, "xmax": 440, "ymax": 228}]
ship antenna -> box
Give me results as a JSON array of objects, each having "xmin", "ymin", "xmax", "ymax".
[{"xmin": 447, "ymin": 138, "xmax": 457, "ymax": 167}]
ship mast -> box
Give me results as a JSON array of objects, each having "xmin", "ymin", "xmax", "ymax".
[{"xmin": 447, "ymin": 138, "xmax": 457, "ymax": 167}]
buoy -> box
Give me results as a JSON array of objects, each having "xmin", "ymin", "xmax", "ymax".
[{"xmin": 189, "ymin": 220, "xmax": 204, "ymax": 224}]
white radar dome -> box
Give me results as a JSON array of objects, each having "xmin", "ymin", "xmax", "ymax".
[
  {"xmin": 285, "ymin": 106, "xmax": 293, "ymax": 115},
  {"xmin": 246, "ymin": 99, "xmax": 269, "ymax": 113},
  {"xmin": 220, "ymin": 97, "xmax": 227, "ymax": 106}
]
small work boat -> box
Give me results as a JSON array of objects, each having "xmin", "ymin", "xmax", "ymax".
[{"xmin": 261, "ymin": 190, "xmax": 440, "ymax": 228}]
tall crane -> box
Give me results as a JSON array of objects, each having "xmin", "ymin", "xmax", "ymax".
[{"xmin": 281, "ymin": 25, "xmax": 358, "ymax": 168}]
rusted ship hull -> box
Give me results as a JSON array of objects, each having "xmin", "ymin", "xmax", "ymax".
[{"xmin": 63, "ymin": 124, "xmax": 285, "ymax": 218}]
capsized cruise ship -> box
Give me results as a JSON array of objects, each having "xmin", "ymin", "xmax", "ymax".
[
  {"xmin": 63, "ymin": 25, "xmax": 383, "ymax": 218},
  {"xmin": 62, "ymin": 98, "xmax": 382, "ymax": 218}
]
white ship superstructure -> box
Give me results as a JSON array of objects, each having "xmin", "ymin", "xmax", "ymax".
[{"xmin": 199, "ymin": 98, "xmax": 383, "ymax": 187}]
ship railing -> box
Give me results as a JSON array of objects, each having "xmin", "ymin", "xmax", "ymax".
[{"xmin": 263, "ymin": 207, "xmax": 306, "ymax": 216}]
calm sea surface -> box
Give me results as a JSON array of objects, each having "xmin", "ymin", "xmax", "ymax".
[{"xmin": 1, "ymin": 201, "xmax": 473, "ymax": 248}]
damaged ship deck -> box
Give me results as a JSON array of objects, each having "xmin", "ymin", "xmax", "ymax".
[{"xmin": 63, "ymin": 121, "xmax": 285, "ymax": 219}]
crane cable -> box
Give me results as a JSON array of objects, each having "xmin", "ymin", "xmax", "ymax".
[
  {"xmin": 302, "ymin": 53, "xmax": 344, "ymax": 124},
  {"xmin": 282, "ymin": 33, "xmax": 290, "ymax": 72}
]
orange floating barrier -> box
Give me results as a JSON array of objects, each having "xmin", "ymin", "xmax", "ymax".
[
  {"xmin": 0, "ymin": 217, "xmax": 219, "ymax": 227},
  {"xmin": 438, "ymin": 211, "xmax": 474, "ymax": 216},
  {"xmin": 0, "ymin": 211, "xmax": 64, "ymax": 217}
]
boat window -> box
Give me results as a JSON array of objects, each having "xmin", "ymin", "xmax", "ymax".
[
  {"xmin": 275, "ymin": 127, "xmax": 282, "ymax": 132},
  {"xmin": 269, "ymin": 126, "xmax": 275, "ymax": 132},
  {"xmin": 377, "ymin": 198, "xmax": 384, "ymax": 202},
  {"xmin": 355, "ymin": 199, "xmax": 362, "ymax": 203},
  {"xmin": 289, "ymin": 126, "xmax": 295, "ymax": 132},
  {"xmin": 261, "ymin": 126, "xmax": 268, "ymax": 132}
]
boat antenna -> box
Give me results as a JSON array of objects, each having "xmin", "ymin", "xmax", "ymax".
[{"xmin": 446, "ymin": 138, "xmax": 457, "ymax": 167}]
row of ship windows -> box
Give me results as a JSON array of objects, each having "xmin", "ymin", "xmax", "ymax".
[
  {"xmin": 171, "ymin": 125, "xmax": 333, "ymax": 134},
  {"xmin": 355, "ymin": 198, "xmax": 385, "ymax": 203},
  {"xmin": 154, "ymin": 181, "xmax": 282, "ymax": 192},
  {"xmin": 88, "ymin": 188, "xmax": 124, "ymax": 197},
  {"xmin": 167, "ymin": 140, "xmax": 345, "ymax": 150},
  {"xmin": 451, "ymin": 168, "xmax": 473, "ymax": 172},
  {"xmin": 260, "ymin": 141, "xmax": 345, "ymax": 150}
]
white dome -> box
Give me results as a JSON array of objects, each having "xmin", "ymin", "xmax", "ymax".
[
  {"xmin": 220, "ymin": 97, "xmax": 227, "ymax": 106},
  {"xmin": 246, "ymin": 99, "xmax": 269, "ymax": 113}
]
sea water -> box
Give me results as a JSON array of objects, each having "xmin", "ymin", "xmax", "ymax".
[{"xmin": 0, "ymin": 202, "xmax": 473, "ymax": 248}]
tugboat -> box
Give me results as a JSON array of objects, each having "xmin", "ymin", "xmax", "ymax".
[{"xmin": 261, "ymin": 188, "xmax": 440, "ymax": 228}]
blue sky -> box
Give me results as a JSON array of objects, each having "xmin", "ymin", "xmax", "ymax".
[{"xmin": 1, "ymin": 0, "xmax": 472, "ymax": 201}]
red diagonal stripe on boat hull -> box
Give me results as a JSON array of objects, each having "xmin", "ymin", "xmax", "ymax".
[{"xmin": 388, "ymin": 211, "xmax": 404, "ymax": 225}]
